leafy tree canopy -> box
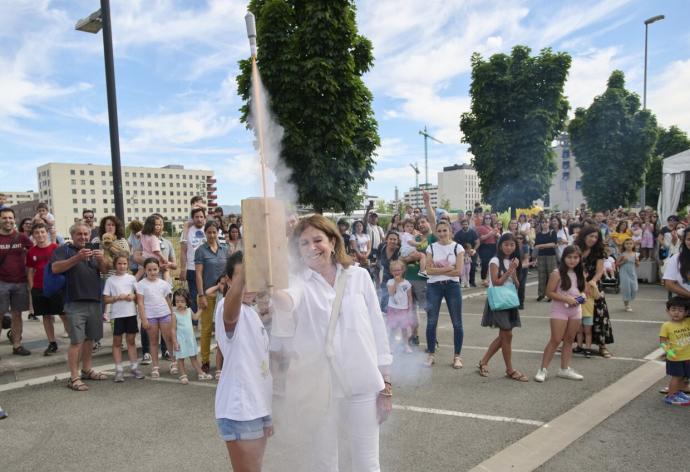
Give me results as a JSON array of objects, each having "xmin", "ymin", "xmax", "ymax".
[
  {"xmin": 569, "ymin": 70, "xmax": 657, "ymax": 210},
  {"xmin": 460, "ymin": 45, "xmax": 571, "ymax": 212},
  {"xmin": 237, "ymin": 0, "xmax": 379, "ymax": 213}
]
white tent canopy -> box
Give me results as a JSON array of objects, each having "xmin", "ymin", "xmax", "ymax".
[{"xmin": 658, "ymin": 149, "xmax": 690, "ymax": 221}]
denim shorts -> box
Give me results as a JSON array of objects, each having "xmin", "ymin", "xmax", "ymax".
[
  {"xmin": 581, "ymin": 316, "xmax": 593, "ymax": 326},
  {"xmin": 216, "ymin": 415, "xmax": 272, "ymax": 441}
]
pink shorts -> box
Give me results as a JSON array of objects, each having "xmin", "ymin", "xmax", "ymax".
[
  {"xmin": 147, "ymin": 314, "xmax": 172, "ymax": 327},
  {"xmin": 550, "ymin": 305, "xmax": 582, "ymax": 321},
  {"xmin": 387, "ymin": 307, "xmax": 412, "ymax": 330}
]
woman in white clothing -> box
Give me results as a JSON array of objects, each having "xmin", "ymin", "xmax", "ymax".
[{"xmin": 274, "ymin": 214, "xmax": 392, "ymax": 472}]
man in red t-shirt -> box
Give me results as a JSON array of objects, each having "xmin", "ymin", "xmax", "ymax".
[
  {"xmin": 26, "ymin": 222, "xmax": 68, "ymax": 356},
  {"xmin": 0, "ymin": 208, "xmax": 34, "ymax": 356}
]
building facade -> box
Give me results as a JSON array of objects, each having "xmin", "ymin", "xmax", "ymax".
[
  {"xmin": 37, "ymin": 163, "xmax": 216, "ymax": 236},
  {"xmin": 548, "ymin": 133, "xmax": 585, "ymax": 211},
  {"xmin": 0, "ymin": 191, "xmax": 38, "ymax": 206},
  {"xmin": 437, "ymin": 163, "xmax": 482, "ymax": 211},
  {"xmin": 403, "ymin": 184, "xmax": 438, "ymax": 209}
]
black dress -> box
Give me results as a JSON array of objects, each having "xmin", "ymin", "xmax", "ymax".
[{"xmin": 584, "ymin": 255, "xmax": 614, "ymax": 346}]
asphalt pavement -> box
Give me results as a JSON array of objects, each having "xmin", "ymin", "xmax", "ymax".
[{"xmin": 1, "ymin": 275, "xmax": 687, "ymax": 472}]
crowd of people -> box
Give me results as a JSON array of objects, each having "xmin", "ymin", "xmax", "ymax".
[{"xmin": 1, "ymin": 192, "xmax": 690, "ymax": 467}]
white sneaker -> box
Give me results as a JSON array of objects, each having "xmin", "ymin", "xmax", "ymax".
[
  {"xmin": 534, "ymin": 368, "xmax": 547, "ymax": 382},
  {"xmin": 557, "ymin": 367, "xmax": 584, "ymax": 381},
  {"xmin": 141, "ymin": 353, "xmax": 152, "ymax": 365}
]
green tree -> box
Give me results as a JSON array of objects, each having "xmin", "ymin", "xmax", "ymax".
[
  {"xmin": 237, "ymin": 0, "xmax": 379, "ymax": 213},
  {"xmin": 460, "ymin": 46, "xmax": 571, "ymax": 212},
  {"xmin": 440, "ymin": 198, "xmax": 452, "ymax": 211},
  {"xmin": 569, "ymin": 71, "xmax": 657, "ymax": 210},
  {"xmin": 645, "ymin": 125, "xmax": 690, "ymax": 206}
]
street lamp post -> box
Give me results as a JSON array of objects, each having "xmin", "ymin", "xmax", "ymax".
[
  {"xmin": 640, "ymin": 14, "xmax": 665, "ymax": 209},
  {"xmin": 75, "ymin": 0, "xmax": 125, "ymax": 224}
]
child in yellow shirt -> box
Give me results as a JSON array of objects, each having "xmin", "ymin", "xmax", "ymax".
[{"xmin": 659, "ymin": 297, "xmax": 690, "ymax": 406}]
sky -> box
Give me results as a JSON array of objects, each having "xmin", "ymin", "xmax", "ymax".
[{"xmin": 1, "ymin": 0, "xmax": 689, "ymax": 206}]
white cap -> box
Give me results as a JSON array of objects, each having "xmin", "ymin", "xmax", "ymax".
[{"xmin": 245, "ymin": 12, "xmax": 257, "ymax": 57}]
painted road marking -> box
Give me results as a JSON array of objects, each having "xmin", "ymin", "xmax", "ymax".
[
  {"xmin": 468, "ymin": 350, "xmax": 666, "ymax": 472},
  {"xmin": 392, "ymin": 404, "xmax": 543, "ymax": 427},
  {"xmin": 436, "ymin": 344, "xmax": 648, "ymax": 363},
  {"xmin": 457, "ymin": 313, "xmax": 663, "ymax": 324}
]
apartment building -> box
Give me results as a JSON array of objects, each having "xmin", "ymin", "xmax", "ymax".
[
  {"xmin": 36, "ymin": 163, "xmax": 216, "ymax": 236},
  {"xmin": 403, "ymin": 184, "xmax": 438, "ymax": 209},
  {"xmin": 437, "ymin": 163, "xmax": 482, "ymax": 211},
  {"xmin": 547, "ymin": 133, "xmax": 585, "ymax": 211},
  {"xmin": 0, "ymin": 190, "xmax": 39, "ymax": 205}
]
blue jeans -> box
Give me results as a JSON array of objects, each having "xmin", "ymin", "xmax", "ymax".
[{"xmin": 426, "ymin": 281, "xmax": 463, "ymax": 355}]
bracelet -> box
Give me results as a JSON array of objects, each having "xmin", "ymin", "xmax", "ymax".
[{"xmin": 379, "ymin": 390, "xmax": 393, "ymax": 397}]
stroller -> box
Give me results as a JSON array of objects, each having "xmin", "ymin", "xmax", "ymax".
[{"xmin": 601, "ymin": 269, "xmax": 620, "ymax": 294}]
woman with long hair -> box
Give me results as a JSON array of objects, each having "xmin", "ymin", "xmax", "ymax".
[
  {"xmin": 662, "ymin": 229, "xmax": 690, "ymax": 298},
  {"xmin": 575, "ymin": 226, "xmax": 614, "ymax": 358},
  {"xmin": 477, "ymin": 233, "xmax": 525, "ymax": 381},
  {"xmin": 226, "ymin": 223, "xmax": 243, "ymax": 255}
]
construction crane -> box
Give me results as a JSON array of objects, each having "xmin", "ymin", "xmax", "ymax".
[
  {"xmin": 409, "ymin": 162, "xmax": 420, "ymax": 188},
  {"xmin": 419, "ymin": 125, "xmax": 442, "ymax": 186}
]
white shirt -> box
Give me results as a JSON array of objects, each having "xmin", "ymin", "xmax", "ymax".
[
  {"xmin": 386, "ymin": 279, "xmax": 411, "ymax": 310},
  {"xmin": 488, "ymin": 257, "xmax": 516, "ymax": 288},
  {"xmin": 603, "ymin": 256, "xmax": 616, "ymax": 271},
  {"xmin": 426, "ymin": 242, "xmax": 463, "ymax": 283},
  {"xmin": 353, "ymin": 233, "xmax": 370, "ymax": 254},
  {"xmin": 367, "ymin": 224, "xmax": 385, "ymax": 250},
  {"xmin": 181, "ymin": 224, "xmax": 206, "ymax": 271},
  {"xmin": 399, "ymin": 231, "xmax": 416, "ymax": 256},
  {"xmin": 286, "ymin": 265, "xmax": 392, "ymax": 396},
  {"xmin": 663, "ymin": 253, "xmax": 690, "ymax": 292},
  {"xmin": 135, "ymin": 278, "xmax": 171, "ymax": 319},
  {"xmin": 214, "ymin": 300, "xmax": 272, "ymax": 421},
  {"xmin": 103, "ymin": 273, "xmax": 137, "ymax": 319}
]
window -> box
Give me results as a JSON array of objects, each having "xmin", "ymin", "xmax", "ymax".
[
  {"xmin": 89, "ymin": 170, "xmax": 94, "ymax": 176},
  {"xmin": 562, "ymin": 172, "xmax": 570, "ymax": 181},
  {"xmin": 72, "ymin": 189, "xmax": 77, "ymax": 194},
  {"xmin": 81, "ymin": 180, "xmax": 86, "ymax": 185},
  {"xmin": 91, "ymin": 198, "xmax": 96, "ymax": 204},
  {"xmin": 81, "ymin": 189, "xmax": 86, "ymax": 195},
  {"xmin": 102, "ymin": 181, "xmax": 106, "ymax": 186},
  {"xmin": 90, "ymin": 189, "xmax": 95, "ymax": 195},
  {"xmin": 82, "ymin": 198, "xmax": 87, "ymax": 204},
  {"xmin": 147, "ymin": 173, "xmax": 151, "ymax": 178},
  {"xmin": 103, "ymin": 199, "xmax": 108, "ymax": 204},
  {"xmin": 562, "ymin": 162, "xmax": 570, "ymax": 170},
  {"xmin": 154, "ymin": 173, "xmax": 158, "ymax": 178},
  {"xmin": 575, "ymin": 181, "xmax": 582, "ymax": 190},
  {"xmin": 125, "ymin": 172, "xmax": 129, "ymax": 177},
  {"xmin": 562, "ymin": 149, "xmax": 570, "ymax": 159},
  {"xmin": 73, "ymin": 198, "xmax": 77, "ymax": 204},
  {"xmin": 74, "ymin": 208, "xmax": 79, "ymax": 213},
  {"xmin": 80, "ymin": 170, "xmax": 85, "ymax": 175},
  {"xmin": 90, "ymin": 180, "xmax": 94, "ymax": 185},
  {"xmin": 71, "ymin": 179, "xmax": 76, "ymax": 185},
  {"xmin": 71, "ymin": 169, "xmax": 76, "ymax": 175},
  {"xmin": 101, "ymin": 171, "xmax": 105, "ymax": 176}
]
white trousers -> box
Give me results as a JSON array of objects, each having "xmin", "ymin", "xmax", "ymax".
[{"xmin": 311, "ymin": 393, "xmax": 380, "ymax": 472}]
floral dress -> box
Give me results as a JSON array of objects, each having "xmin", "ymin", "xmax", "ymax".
[{"xmin": 584, "ymin": 255, "xmax": 614, "ymax": 346}]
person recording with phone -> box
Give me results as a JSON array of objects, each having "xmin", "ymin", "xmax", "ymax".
[{"xmin": 50, "ymin": 222, "xmax": 110, "ymax": 392}]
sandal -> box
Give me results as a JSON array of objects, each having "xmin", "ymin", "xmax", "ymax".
[
  {"xmin": 506, "ymin": 369, "xmax": 529, "ymax": 382},
  {"xmin": 477, "ymin": 362, "xmax": 489, "ymax": 377},
  {"xmin": 81, "ymin": 369, "xmax": 107, "ymax": 380},
  {"xmin": 599, "ymin": 347, "xmax": 612, "ymax": 358},
  {"xmin": 68, "ymin": 377, "xmax": 89, "ymax": 391},
  {"xmin": 179, "ymin": 374, "xmax": 189, "ymax": 385},
  {"xmin": 214, "ymin": 370, "xmax": 222, "ymax": 380},
  {"xmin": 151, "ymin": 367, "xmax": 160, "ymax": 378},
  {"xmin": 198, "ymin": 372, "xmax": 213, "ymax": 381},
  {"xmin": 170, "ymin": 363, "xmax": 179, "ymax": 375}
]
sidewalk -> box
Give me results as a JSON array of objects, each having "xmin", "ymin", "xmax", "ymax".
[{"xmin": 0, "ymin": 312, "xmax": 118, "ymax": 383}]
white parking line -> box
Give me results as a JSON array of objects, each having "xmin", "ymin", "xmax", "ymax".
[
  {"xmin": 435, "ymin": 344, "xmax": 648, "ymax": 363},
  {"xmin": 458, "ymin": 313, "xmax": 663, "ymax": 324},
  {"xmin": 393, "ymin": 404, "xmax": 544, "ymax": 427}
]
